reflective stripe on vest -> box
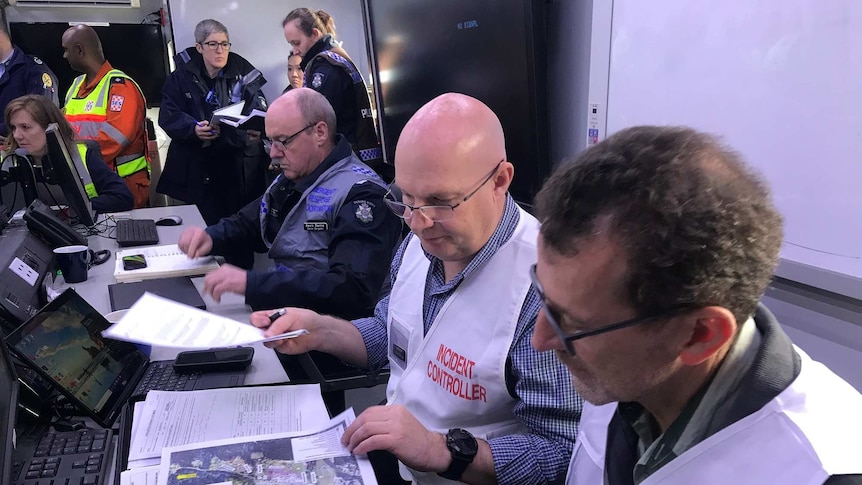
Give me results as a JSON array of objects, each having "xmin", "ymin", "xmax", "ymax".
[
  {"xmin": 75, "ymin": 143, "xmax": 98, "ymax": 199},
  {"xmin": 64, "ymin": 69, "xmax": 149, "ymax": 178}
]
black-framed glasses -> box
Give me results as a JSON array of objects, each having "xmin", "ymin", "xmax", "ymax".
[
  {"xmin": 201, "ymin": 41, "xmax": 231, "ymax": 50},
  {"xmin": 383, "ymin": 159, "xmax": 504, "ymax": 222},
  {"xmin": 263, "ymin": 122, "xmax": 318, "ymax": 153},
  {"xmin": 529, "ymin": 264, "xmax": 688, "ymax": 356}
]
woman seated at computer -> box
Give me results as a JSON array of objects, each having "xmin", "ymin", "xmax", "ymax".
[{"xmin": 3, "ymin": 94, "xmax": 134, "ymax": 213}]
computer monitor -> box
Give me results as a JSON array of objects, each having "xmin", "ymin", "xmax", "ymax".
[
  {"xmin": 44, "ymin": 124, "xmax": 97, "ymax": 227},
  {"xmin": 0, "ymin": 339, "xmax": 20, "ymax": 484}
]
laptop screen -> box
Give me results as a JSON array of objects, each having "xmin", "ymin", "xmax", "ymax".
[
  {"xmin": 5, "ymin": 289, "xmax": 147, "ymax": 426},
  {"xmin": 1, "ymin": 337, "xmax": 20, "ymax": 484}
]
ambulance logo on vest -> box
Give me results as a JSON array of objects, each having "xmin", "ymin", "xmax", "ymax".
[
  {"xmin": 84, "ymin": 100, "xmax": 95, "ymax": 112},
  {"xmin": 110, "ymin": 95, "xmax": 125, "ymax": 112},
  {"xmin": 354, "ymin": 201, "xmax": 373, "ymax": 223},
  {"xmin": 311, "ymin": 72, "xmax": 325, "ymax": 89}
]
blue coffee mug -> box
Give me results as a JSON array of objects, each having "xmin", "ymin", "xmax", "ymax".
[{"xmin": 54, "ymin": 245, "xmax": 90, "ymax": 283}]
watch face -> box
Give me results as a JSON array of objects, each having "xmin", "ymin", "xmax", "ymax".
[{"xmin": 448, "ymin": 428, "xmax": 478, "ymax": 455}]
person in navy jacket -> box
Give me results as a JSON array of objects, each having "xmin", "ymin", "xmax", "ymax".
[
  {"xmin": 157, "ymin": 19, "xmax": 269, "ymax": 230},
  {"xmin": 0, "ymin": 26, "xmax": 59, "ymax": 141}
]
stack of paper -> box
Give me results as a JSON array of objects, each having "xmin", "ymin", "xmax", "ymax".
[
  {"xmin": 114, "ymin": 244, "xmax": 220, "ymax": 282},
  {"xmin": 120, "ymin": 385, "xmax": 357, "ymax": 484}
]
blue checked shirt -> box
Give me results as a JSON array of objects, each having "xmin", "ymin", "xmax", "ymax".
[{"xmin": 354, "ymin": 195, "xmax": 583, "ymax": 484}]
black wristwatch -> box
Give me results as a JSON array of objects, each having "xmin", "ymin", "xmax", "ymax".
[{"xmin": 438, "ymin": 428, "xmax": 478, "ymax": 481}]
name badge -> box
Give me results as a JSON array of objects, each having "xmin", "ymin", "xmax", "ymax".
[
  {"xmin": 303, "ymin": 221, "xmax": 329, "ymax": 231},
  {"xmin": 389, "ymin": 317, "xmax": 411, "ymax": 369}
]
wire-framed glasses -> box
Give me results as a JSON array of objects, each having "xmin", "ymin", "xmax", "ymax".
[
  {"xmin": 263, "ymin": 122, "xmax": 318, "ymax": 153},
  {"xmin": 529, "ymin": 264, "xmax": 689, "ymax": 356},
  {"xmin": 383, "ymin": 159, "xmax": 504, "ymax": 222}
]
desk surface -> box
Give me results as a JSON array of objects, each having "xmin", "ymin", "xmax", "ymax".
[{"xmin": 60, "ymin": 205, "xmax": 288, "ymax": 386}]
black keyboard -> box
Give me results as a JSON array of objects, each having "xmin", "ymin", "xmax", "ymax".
[
  {"xmin": 133, "ymin": 360, "xmax": 201, "ymax": 397},
  {"xmin": 115, "ymin": 219, "xmax": 159, "ymax": 247},
  {"xmin": 12, "ymin": 428, "xmax": 112, "ymax": 485}
]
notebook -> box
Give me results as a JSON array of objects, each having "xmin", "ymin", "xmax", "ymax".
[
  {"xmin": 4, "ymin": 288, "xmax": 248, "ymax": 428},
  {"xmin": 1, "ymin": 327, "xmax": 115, "ymax": 485},
  {"xmin": 113, "ymin": 244, "xmax": 220, "ymax": 282},
  {"xmin": 108, "ymin": 276, "xmax": 206, "ymax": 311}
]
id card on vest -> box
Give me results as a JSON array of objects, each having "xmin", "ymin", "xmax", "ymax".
[{"xmin": 389, "ymin": 317, "xmax": 411, "ymax": 369}]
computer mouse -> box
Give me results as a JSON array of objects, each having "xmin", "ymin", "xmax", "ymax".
[{"xmin": 155, "ymin": 215, "xmax": 183, "ymax": 226}]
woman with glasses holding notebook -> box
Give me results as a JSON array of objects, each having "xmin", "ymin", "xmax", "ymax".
[{"xmin": 157, "ymin": 19, "xmax": 269, "ymax": 235}]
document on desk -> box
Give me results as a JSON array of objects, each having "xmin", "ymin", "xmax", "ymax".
[
  {"xmin": 128, "ymin": 384, "xmax": 329, "ymax": 467},
  {"xmin": 156, "ymin": 409, "xmax": 378, "ymax": 485},
  {"xmin": 120, "ymin": 465, "xmax": 159, "ymax": 485},
  {"xmin": 102, "ymin": 292, "xmax": 309, "ymax": 348}
]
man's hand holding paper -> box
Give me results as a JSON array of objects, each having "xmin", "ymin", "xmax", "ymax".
[
  {"xmin": 249, "ymin": 306, "xmax": 371, "ymax": 368},
  {"xmin": 249, "ymin": 307, "xmax": 322, "ymax": 354}
]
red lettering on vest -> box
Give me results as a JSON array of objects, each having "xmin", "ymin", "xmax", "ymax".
[
  {"xmin": 434, "ymin": 343, "xmax": 475, "ymax": 379},
  {"xmin": 426, "ymin": 360, "xmax": 487, "ymax": 403}
]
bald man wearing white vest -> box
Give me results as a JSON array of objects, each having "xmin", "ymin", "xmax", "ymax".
[{"xmin": 250, "ymin": 93, "xmax": 582, "ymax": 485}]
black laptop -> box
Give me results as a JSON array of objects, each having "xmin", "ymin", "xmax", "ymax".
[
  {"xmin": 1, "ymin": 331, "xmax": 115, "ymax": 485},
  {"xmin": 5, "ymin": 289, "xmax": 248, "ymax": 428}
]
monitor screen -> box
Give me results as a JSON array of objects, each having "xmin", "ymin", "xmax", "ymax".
[
  {"xmin": 9, "ymin": 22, "xmax": 169, "ymax": 106},
  {"xmin": 6, "ymin": 289, "xmax": 146, "ymax": 427},
  {"xmin": 0, "ymin": 340, "xmax": 19, "ymax": 485},
  {"xmin": 44, "ymin": 123, "xmax": 97, "ymax": 227},
  {"xmin": 364, "ymin": 0, "xmax": 549, "ymax": 203}
]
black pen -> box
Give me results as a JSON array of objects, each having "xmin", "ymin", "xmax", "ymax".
[{"xmin": 267, "ymin": 308, "xmax": 287, "ymax": 324}]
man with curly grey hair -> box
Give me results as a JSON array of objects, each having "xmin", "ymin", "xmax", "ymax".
[{"xmin": 531, "ymin": 126, "xmax": 862, "ymax": 485}]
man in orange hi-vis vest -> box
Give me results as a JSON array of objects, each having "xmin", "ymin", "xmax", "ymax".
[{"xmin": 62, "ymin": 24, "xmax": 150, "ymax": 208}]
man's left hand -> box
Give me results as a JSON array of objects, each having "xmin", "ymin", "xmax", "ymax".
[
  {"xmin": 202, "ymin": 264, "xmax": 247, "ymax": 302},
  {"xmin": 342, "ymin": 404, "xmax": 451, "ymax": 473}
]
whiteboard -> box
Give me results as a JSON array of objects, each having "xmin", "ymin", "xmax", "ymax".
[
  {"xmin": 606, "ymin": 0, "xmax": 862, "ymax": 299},
  {"xmin": 167, "ymin": 0, "xmax": 371, "ymax": 104}
]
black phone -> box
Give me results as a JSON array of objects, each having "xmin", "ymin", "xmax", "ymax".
[
  {"xmin": 172, "ymin": 347, "xmax": 254, "ymax": 374},
  {"xmin": 23, "ymin": 199, "xmax": 88, "ymax": 248},
  {"xmin": 121, "ymin": 254, "xmax": 147, "ymax": 270}
]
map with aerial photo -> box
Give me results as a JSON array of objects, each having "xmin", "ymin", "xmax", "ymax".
[{"xmin": 163, "ymin": 418, "xmax": 371, "ymax": 485}]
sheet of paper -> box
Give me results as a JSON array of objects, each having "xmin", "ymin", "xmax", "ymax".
[
  {"xmin": 156, "ymin": 409, "xmax": 377, "ymax": 485},
  {"xmin": 120, "ymin": 465, "xmax": 159, "ymax": 485},
  {"xmin": 102, "ymin": 293, "xmax": 309, "ymax": 348},
  {"xmin": 128, "ymin": 384, "xmax": 330, "ymax": 462}
]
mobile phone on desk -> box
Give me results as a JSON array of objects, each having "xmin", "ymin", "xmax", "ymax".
[{"xmin": 172, "ymin": 347, "xmax": 254, "ymax": 374}]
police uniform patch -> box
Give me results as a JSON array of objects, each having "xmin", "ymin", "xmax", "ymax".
[
  {"xmin": 109, "ymin": 95, "xmax": 125, "ymax": 112},
  {"xmin": 41, "ymin": 73, "xmax": 52, "ymax": 89},
  {"xmin": 311, "ymin": 72, "xmax": 325, "ymax": 89},
  {"xmin": 354, "ymin": 201, "xmax": 374, "ymax": 224},
  {"xmin": 84, "ymin": 100, "xmax": 95, "ymax": 112},
  {"xmin": 33, "ymin": 56, "xmax": 43, "ymax": 65}
]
